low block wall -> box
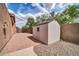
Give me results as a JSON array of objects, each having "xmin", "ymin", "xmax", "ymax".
[
  {"xmin": 61, "ymin": 23, "xmax": 79, "ymax": 44},
  {"xmin": 22, "ymin": 28, "xmax": 33, "ymax": 34}
]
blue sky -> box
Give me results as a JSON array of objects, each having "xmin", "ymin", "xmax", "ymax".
[
  {"xmin": 7, "ymin": 3, "xmax": 42, "ymax": 14},
  {"xmin": 7, "ymin": 3, "xmax": 69, "ymax": 28},
  {"xmin": 7, "ymin": 3, "xmax": 68, "ymax": 14}
]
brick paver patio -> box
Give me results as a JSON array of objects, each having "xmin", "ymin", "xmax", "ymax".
[{"xmin": 0, "ymin": 33, "xmax": 41, "ymax": 55}]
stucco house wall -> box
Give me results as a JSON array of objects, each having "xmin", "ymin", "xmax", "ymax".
[
  {"xmin": 0, "ymin": 21, "xmax": 4, "ymax": 49},
  {"xmin": 0, "ymin": 4, "xmax": 14, "ymax": 51},
  {"xmin": 9, "ymin": 13, "xmax": 16, "ymax": 35},
  {"xmin": 11, "ymin": 23, "xmax": 16, "ymax": 34}
]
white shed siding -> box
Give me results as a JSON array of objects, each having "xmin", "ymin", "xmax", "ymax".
[
  {"xmin": 33, "ymin": 20, "xmax": 60, "ymax": 44},
  {"xmin": 39, "ymin": 24, "xmax": 48, "ymax": 44},
  {"xmin": 48, "ymin": 20, "xmax": 60, "ymax": 44}
]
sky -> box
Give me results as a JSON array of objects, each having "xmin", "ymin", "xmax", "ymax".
[
  {"xmin": 6, "ymin": 3, "xmax": 69, "ymax": 28},
  {"xmin": 7, "ymin": 3, "xmax": 68, "ymax": 14}
]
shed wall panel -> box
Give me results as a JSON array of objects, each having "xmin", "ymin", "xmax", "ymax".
[{"xmin": 48, "ymin": 20, "xmax": 60, "ymax": 44}]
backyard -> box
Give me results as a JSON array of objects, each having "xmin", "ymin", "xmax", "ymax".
[{"xmin": 0, "ymin": 3, "xmax": 79, "ymax": 56}]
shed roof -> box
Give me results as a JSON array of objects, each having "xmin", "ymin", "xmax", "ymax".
[
  {"xmin": 35, "ymin": 19, "xmax": 55, "ymax": 26},
  {"xmin": 36, "ymin": 22, "xmax": 49, "ymax": 26}
]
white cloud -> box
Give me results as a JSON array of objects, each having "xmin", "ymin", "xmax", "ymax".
[
  {"xmin": 31, "ymin": 3, "xmax": 37, "ymax": 7},
  {"xmin": 8, "ymin": 9, "xmax": 26, "ymax": 28},
  {"xmin": 5, "ymin": 3, "xmax": 9, "ymax": 8},
  {"xmin": 25, "ymin": 13, "xmax": 35, "ymax": 17},
  {"xmin": 50, "ymin": 3, "xmax": 56, "ymax": 9},
  {"xmin": 41, "ymin": 3, "xmax": 53, "ymax": 11},
  {"xmin": 16, "ymin": 3, "xmax": 52, "ymax": 15},
  {"xmin": 25, "ymin": 13, "xmax": 36, "ymax": 21},
  {"xmin": 16, "ymin": 13, "xmax": 37, "ymax": 28},
  {"xmin": 17, "ymin": 3, "xmax": 36, "ymax": 15},
  {"xmin": 58, "ymin": 4, "xmax": 64, "ymax": 8},
  {"xmin": 8, "ymin": 9, "xmax": 24, "ymax": 20},
  {"xmin": 17, "ymin": 4, "xmax": 25, "ymax": 14},
  {"xmin": 18, "ymin": 12, "xmax": 26, "ymax": 17},
  {"xmin": 34, "ymin": 12, "xmax": 46, "ymax": 17},
  {"xmin": 23, "ymin": 3, "xmax": 27, "ymax": 4},
  {"xmin": 8, "ymin": 9, "xmax": 15, "ymax": 14},
  {"xmin": 35, "ymin": 3, "xmax": 50, "ymax": 14}
]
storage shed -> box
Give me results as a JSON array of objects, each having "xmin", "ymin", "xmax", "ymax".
[{"xmin": 33, "ymin": 20, "xmax": 60, "ymax": 44}]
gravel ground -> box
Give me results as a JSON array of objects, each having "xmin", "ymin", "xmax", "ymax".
[{"xmin": 33, "ymin": 40, "xmax": 79, "ymax": 56}]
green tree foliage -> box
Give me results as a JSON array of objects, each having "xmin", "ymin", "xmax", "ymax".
[
  {"xmin": 22, "ymin": 16, "xmax": 37, "ymax": 31},
  {"xmin": 36, "ymin": 14, "xmax": 52, "ymax": 24},
  {"xmin": 50, "ymin": 4, "xmax": 79, "ymax": 25},
  {"xmin": 50, "ymin": 11, "xmax": 55, "ymax": 19}
]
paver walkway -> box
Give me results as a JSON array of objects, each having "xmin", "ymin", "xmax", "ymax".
[
  {"xmin": 0, "ymin": 33, "xmax": 41, "ymax": 55},
  {"xmin": 4, "ymin": 46, "xmax": 37, "ymax": 56}
]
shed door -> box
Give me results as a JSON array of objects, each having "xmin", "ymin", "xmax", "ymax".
[{"xmin": 33, "ymin": 26, "xmax": 40, "ymax": 40}]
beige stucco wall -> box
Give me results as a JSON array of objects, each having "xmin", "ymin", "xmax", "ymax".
[
  {"xmin": 11, "ymin": 23, "xmax": 16, "ymax": 35},
  {"xmin": 0, "ymin": 21, "xmax": 5, "ymax": 49},
  {"xmin": 0, "ymin": 4, "xmax": 13, "ymax": 50},
  {"xmin": 61, "ymin": 23, "xmax": 79, "ymax": 44},
  {"xmin": 9, "ymin": 14, "xmax": 16, "ymax": 35},
  {"xmin": 48, "ymin": 20, "xmax": 60, "ymax": 44}
]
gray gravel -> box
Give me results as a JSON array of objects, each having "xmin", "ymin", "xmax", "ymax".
[{"xmin": 33, "ymin": 40, "xmax": 79, "ymax": 56}]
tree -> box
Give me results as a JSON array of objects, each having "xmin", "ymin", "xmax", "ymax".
[
  {"xmin": 22, "ymin": 16, "xmax": 37, "ymax": 31},
  {"xmin": 36, "ymin": 14, "xmax": 52, "ymax": 24},
  {"xmin": 26, "ymin": 17, "xmax": 36, "ymax": 28},
  {"xmin": 36, "ymin": 16, "xmax": 41, "ymax": 24},
  {"xmin": 64, "ymin": 5, "xmax": 79, "ymax": 18},
  {"xmin": 50, "ymin": 11, "xmax": 55, "ymax": 19},
  {"xmin": 52, "ymin": 4, "xmax": 79, "ymax": 25}
]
